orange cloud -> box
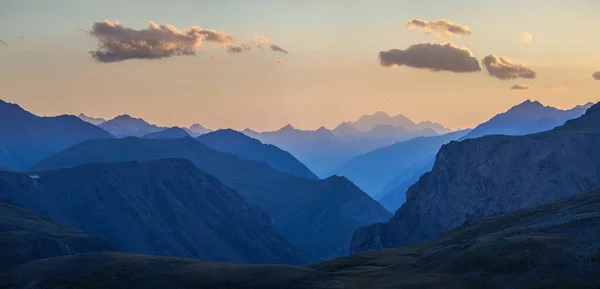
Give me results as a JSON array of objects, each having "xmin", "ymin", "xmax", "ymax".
[
  {"xmin": 210, "ymin": 55, "xmax": 223, "ymax": 61},
  {"xmin": 593, "ymin": 71, "xmax": 600, "ymax": 80},
  {"xmin": 407, "ymin": 19, "xmax": 472, "ymax": 40}
]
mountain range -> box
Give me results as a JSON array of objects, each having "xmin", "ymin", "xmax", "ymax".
[
  {"xmin": 0, "ymin": 100, "xmax": 114, "ymax": 170},
  {"xmin": 98, "ymin": 114, "xmax": 165, "ymax": 138},
  {"xmin": 331, "ymin": 129, "xmax": 471, "ymax": 198},
  {"xmin": 332, "ymin": 100, "xmax": 595, "ymax": 213},
  {"xmin": 4, "ymin": 188, "xmax": 600, "ymax": 288},
  {"xmin": 142, "ymin": 126, "xmax": 191, "ymax": 139},
  {"xmin": 1, "ymin": 158, "xmax": 307, "ymax": 264},
  {"xmin": 31, "ymin": 136, "xmax": 390, "ymax": 262},
  {"xmin": 244, "ymin": 113, "xmax": 446, "ymax": 177},
  {"xmin": 351, "ymin": 101, "xmax": 600, "ymax": 253},
  {"xmin": 197, "ymin": 129, "xmax": 318, "ymax": 179}
]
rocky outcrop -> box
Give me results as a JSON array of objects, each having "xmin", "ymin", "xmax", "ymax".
[
  {"xmin": 351, "ymin": 102, "xmax": 600, "ymax": 254},
  {"xmin": 1, "ymin": 159, "xmax": 307, "ymax": 265}
]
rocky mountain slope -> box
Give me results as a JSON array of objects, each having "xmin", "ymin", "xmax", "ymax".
[
  {"xmin": 351, "ymin": 102, "xmax": 600, "ymax": 253},
  {"xmin": 32, "ymin": 137, "xmax": 390, "ymax": 262},
  {"xmin": 0, "ymin": 201, "xmax": 117, "ymax": 273},
  {"xmin": 4, "ymin": 189, "xmax": 600, "ymax": 289},
  {"xmin": 197, "ymin": 129, "xmax": 318, "ymax": 179},
  {"xmin": 1, "ymin": 159, "xmax": 306, "ymax": 264},
  {"xmin": 332, "ymin": 129, "xmax": 470, "ymax": 197},
  {"xmin": 0, "ymin": 99, "xmax": 114, "ymax": 170}
]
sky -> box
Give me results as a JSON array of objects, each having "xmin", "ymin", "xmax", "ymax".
[{"xmin": 1, "ymin": 0, "xmax": 599, "ymax": 131}]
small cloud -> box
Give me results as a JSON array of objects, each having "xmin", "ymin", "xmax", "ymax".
[
  {"xmin": 226, "ymin": 43, "xmax": 252, "ymax": 54},
  {"xmin": 210, "ymin": 55, "xmax": 223, "ymax": 61},
  {"xmin": 593, "ymin": 71, "xmax": 600, "ymax": 80},
  {"xmin": 275, "ymin": 60, "xmax": 285, "ymax": 64},
  {"xmin": 385, "ymin": 97, "xmax": 392, "ymax": 101},
  {"xmin": 0, "ymin": 40, "xmax": 7, "ymax": 46},
  {"xmin": 406, "ymin": 19, "xmax": 472, "ymax": 40},
  {"xmin": 379, "ymin": 43, "xmax": 481, "ymax": 73},
  {"xmin": 270, "ymin": 44, "xmax": 288, "ymax": 54},
  {"xmin": 544, "ymin": 84, "xmax": 564, "ymax": 89},
  {"xmin": 482, "ymin": 55, "xmax": 537, "ymax": 80},
  {"xmin": 78, "ymin": 29, "xmax": 90, "ymax": 35},
  {"xmin": 520, "ymin": 32, "xmax": 532, "ymax": 44},
  {"xmin": 253, "ymin": 36, "xmax": 289, "ymax": 54},
  {"xmin": 511, "ymin": 84, "xmax": 533, "ymax": 90}
]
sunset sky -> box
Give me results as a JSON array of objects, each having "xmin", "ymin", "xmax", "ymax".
[{"xmin": 1, "ymin": 0, "xmax": 599, "ymax": 131}]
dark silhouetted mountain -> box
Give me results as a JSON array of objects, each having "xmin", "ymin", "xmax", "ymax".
[
  {"xmin": 350, "ymin": 111, "xmax": 451, "ymax": 134},
  {"xmin": 245, "ymin": 122, "xmax": 441, "ymax": 177},
  {"xmin": 142, "ymin": 127, "xmax": 190, "ymax": 139},
  {"xmin": 0, "ymin": 201, "xmax": 117, "ymax": 273},
  {"xmin": 197, "ymin": 129, "xmax": 318, "ymax": 179},
  {"xmin": 351, "ymin": 102, "xmax": 600, "ymax": 254},
  {"xmin": 332, "ymin": 129, "xmax": 471, "ymax": 197},
  {"xmin": 32, "ymin": 137, "xmax": 391, "ymax": 262},
  {"xmin": 5, "ymin": 189, "xmax": 600, "ymax": 289},
  {"xmin": 77, "ymin": 113, "xmax": 106, "ymax": 125},
  {"xmin": 461, "ymin": 100, "xmax": 594, "ymax": 140},
  {"xmin": 98, "ymin": 114, "xmax": 164, "ymax": 138},
  {"xmin": 187, "ymin": 123, "xmax": 212, "ymax": 135},
  {"xmin": 2, "ymin": 159, "xmax": 307, "ymax": 264},
  {"xmin": 0, "ymin": 99, "xmax": 114, "ymax": 170}
]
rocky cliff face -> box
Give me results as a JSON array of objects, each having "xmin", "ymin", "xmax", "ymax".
[
  {"xmin": 0, "ymin": 159, "xmax": 307, "ymax": 265},
  {"xmin": 350, "ymin": 102, "xmax": 600, "ymax": 254}
]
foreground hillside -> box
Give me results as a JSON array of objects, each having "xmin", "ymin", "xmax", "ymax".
[
  {"xmin": 0, "ymin": 201, "xmax": 117, "ymax": 273},
  {"xmin": 32, "ymin": 137, "xmax": 390, "ymax": 262},
  {"xmin": 1, "ymin": 159, "xmax": 306, "ymax": 264},
  {"xmin": 351, "ymin": 102, "xmax": 600, "ymax": 253},
  {"xmin": 4, "ymin": 189, "xmax": 600, "ymax": 289}
]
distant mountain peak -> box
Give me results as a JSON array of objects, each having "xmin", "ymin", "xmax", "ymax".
[
  {"xmin": 372, "ymin": 111, "xmax": 391, "ymax": 118},
  {"xmin": 78, "ymin": 113, "xmax": 107, "ymax": 125},
  {"xmin": 279, "ymin": 124, "xmax": 296, "ymax": 132}
]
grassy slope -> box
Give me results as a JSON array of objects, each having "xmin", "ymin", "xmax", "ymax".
[{"xmin": 3, "ymin": 190, "xmax": 600, "ymax": 289}]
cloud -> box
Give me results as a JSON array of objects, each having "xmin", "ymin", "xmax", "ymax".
[
  {"xmin": 226, "ymin": 43, "xmax": 252, "ymax": 54},
  {"xmin": 520, "ymin": 32, "xmax": 532, "ymax": 44},
  {"xmin": 253, "ymin": 36, "xmax": 289, "ymax": 54},
  {"xmin": 89, "ymin": 20, "xmax": 235, "ymax": 62},
  {"xmin": 406, "ymin": 19, "xmax": 472, "ymax": 40},
  {"xmin": 511, "ymin": 84, "xmax": 532, "ymax": 90},
  {"xmin": 270, "ymin": 44, "xmax": 289, "ymax": 54},
  {"xmin": 0, "ymin": 40, "xmax": 7, "ymax": 46},
  {"xmin": 210, "ymin": 55, "xmax": 223, "ymax": 61},
  {"xmin": 385, "ymin": 97, "xmax": 392, "ymax": 101},
  {"xmin": 544, "ymin": 84, "xmax": 564, "ymax": 89},
  {"xmin": 379, "ymin": 43, "xmax": 481, "ymax": 73},
  {"xmin": 276, "ymin": 60, "xmax": 285, "ymax": 64},
  {"xmin": 593, "ymin": 71, "xmax": 600, "ymax": 80},
  {"xmin": 482, "ymin": 55, "xmax": 537, "ymax": 80}
]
